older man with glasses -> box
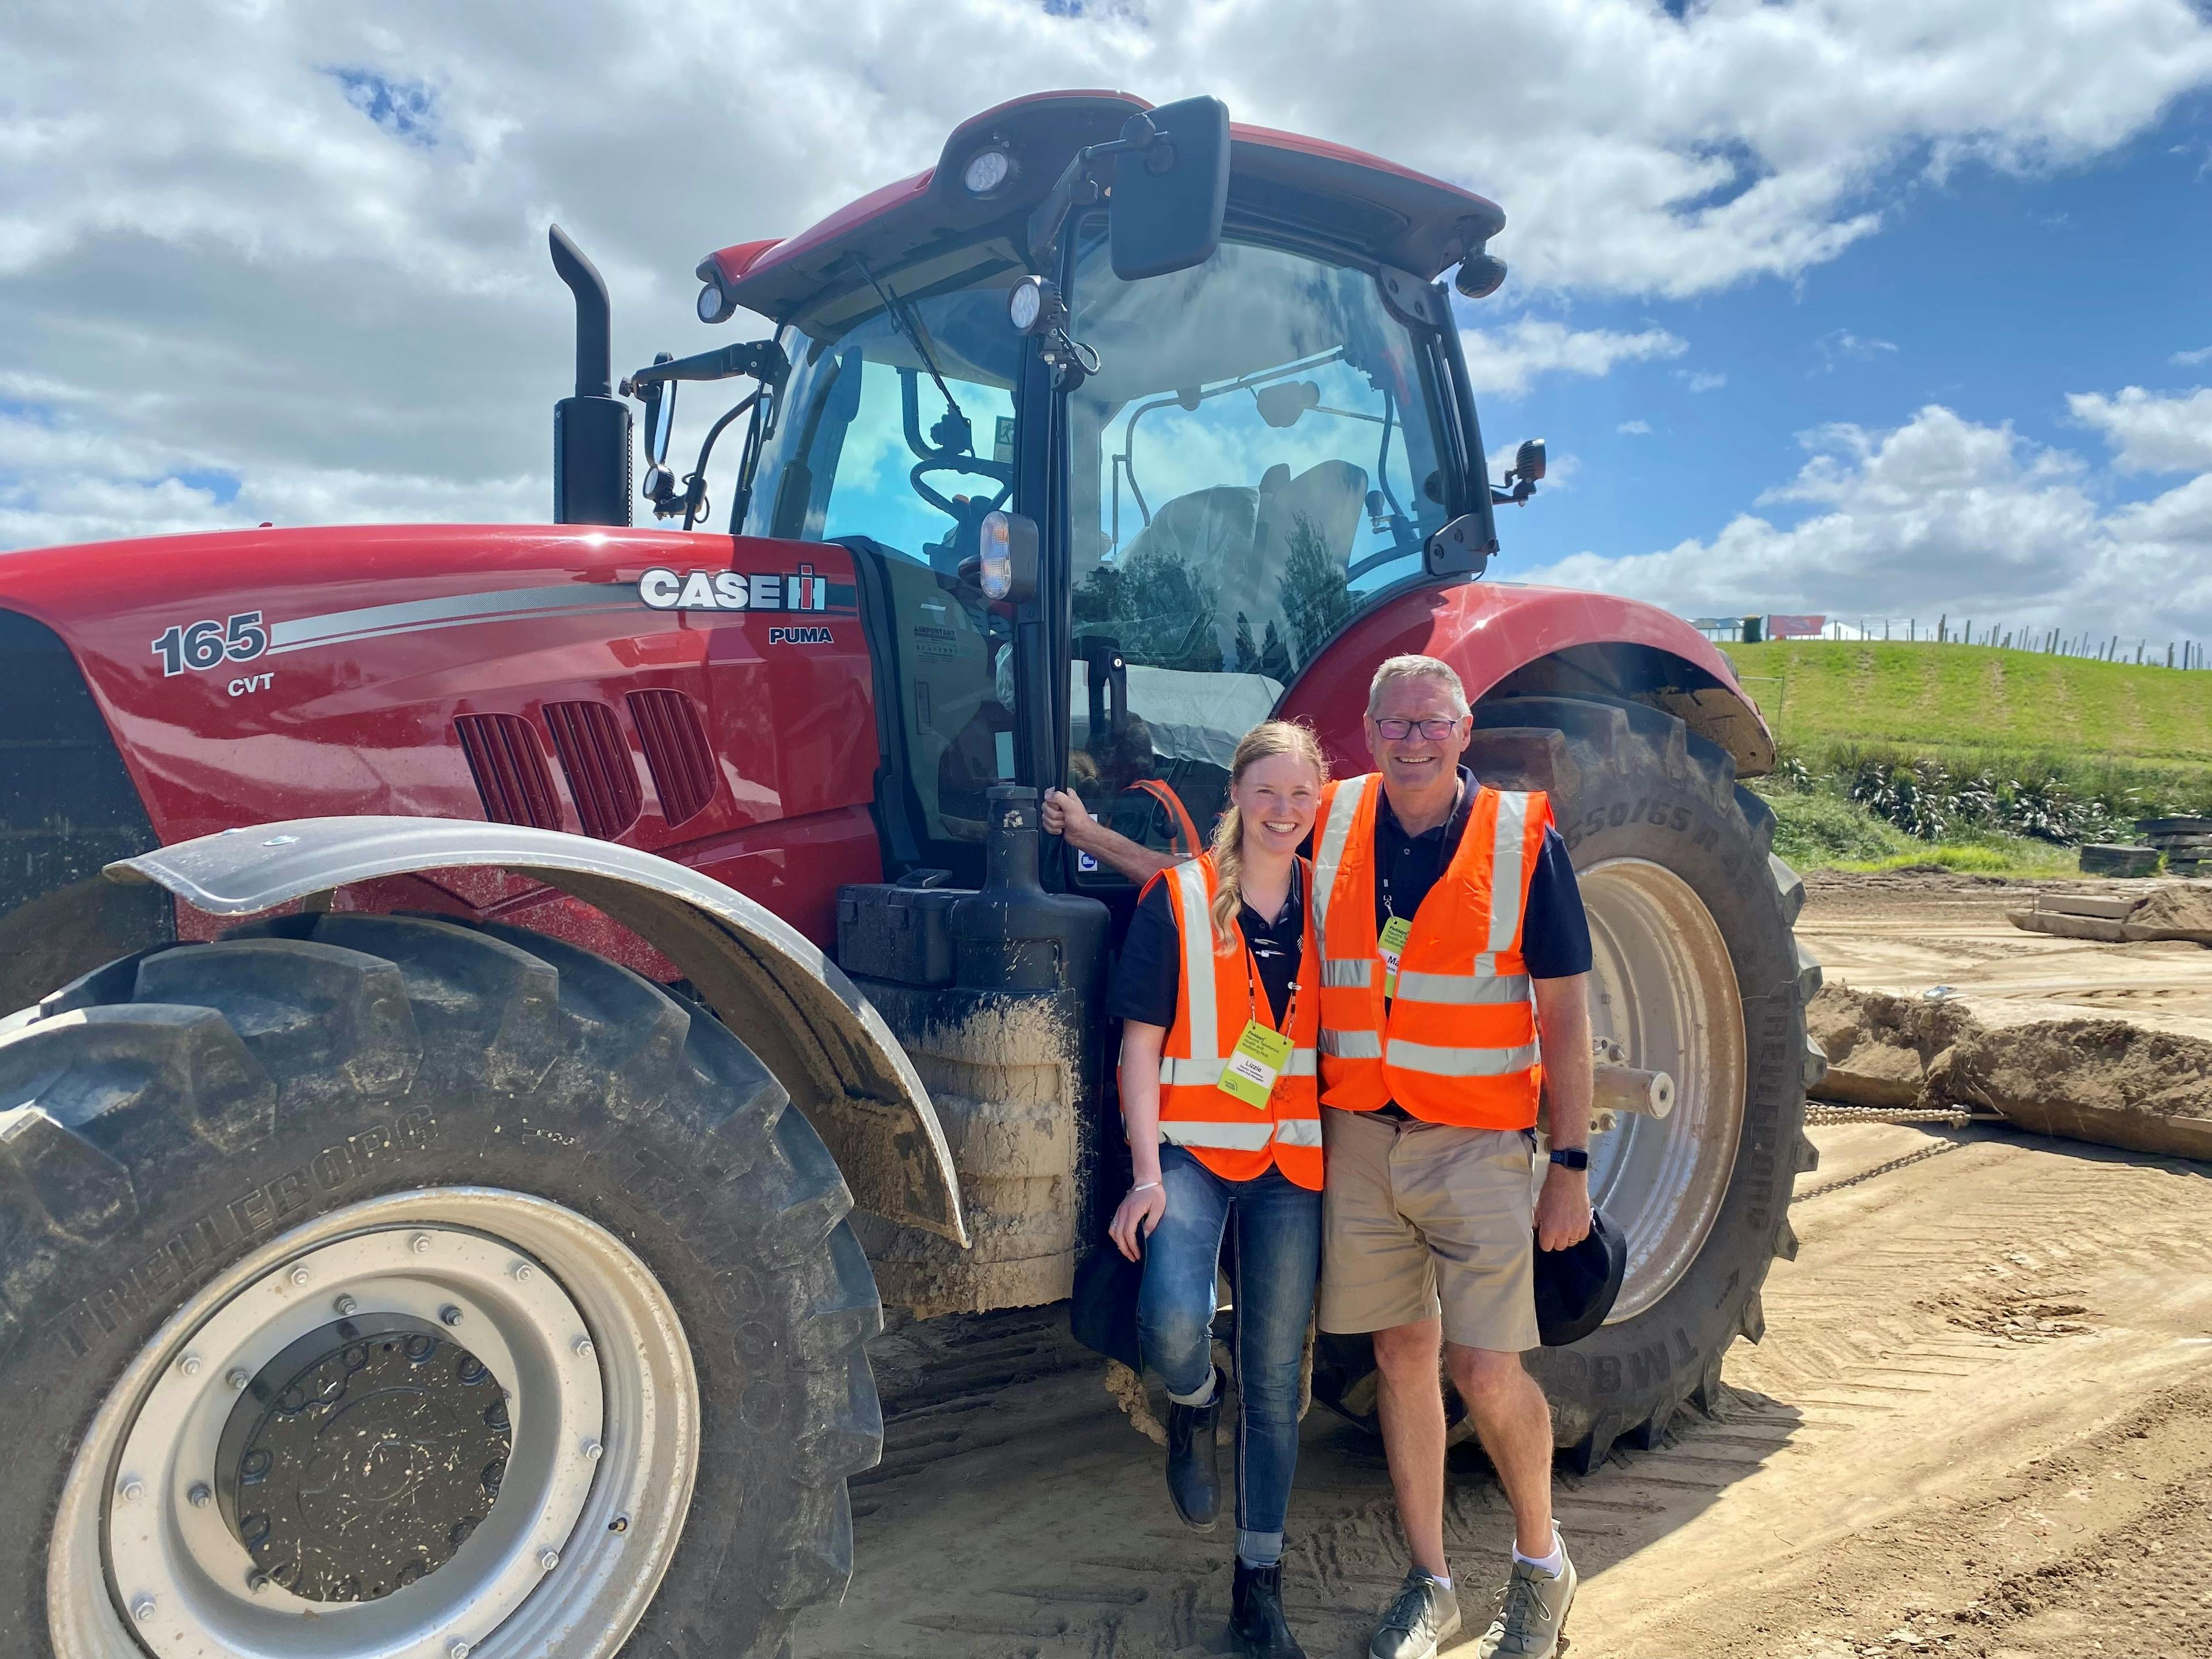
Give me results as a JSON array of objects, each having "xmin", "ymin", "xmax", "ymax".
[{"xmin": 1046, "ymin": 654, "xmax": 1594, "ymax": 1659}]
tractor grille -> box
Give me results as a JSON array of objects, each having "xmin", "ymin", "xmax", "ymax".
[
  {"xmin": 454, "ymin": 713, "xmax": 562, "ymax": 831},
  {"xmin": 544, "ymin": 700, "xmax": 642, "ymax": 841},
  {"xmin": 627, "ymin": 689, "xmax": 717, "ymax": 827}
]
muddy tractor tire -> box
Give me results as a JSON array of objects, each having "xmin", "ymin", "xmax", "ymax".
[
  {"xmin": 1311, "ymin": 695, "xmax": 1821, "ymax": 1473},
  {"xmin": 0, "ymin": 911, "xmax": 881, "ymax": 1659}
]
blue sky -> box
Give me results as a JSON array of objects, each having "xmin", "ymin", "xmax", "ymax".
[{"xmin": 4, "ymin": 1, "xmax": 2211, "ymax": 638}]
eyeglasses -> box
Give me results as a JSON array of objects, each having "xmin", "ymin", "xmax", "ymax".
[{"xmin": 1373, "ymin": 717, "xmax": 1463, "ymax": 741}]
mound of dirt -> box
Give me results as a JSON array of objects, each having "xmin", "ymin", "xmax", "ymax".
[
  {"xmin": 1806, "ymin": 985, "xmax": 1974, "ymax": 1109},
  {"xmin": 2122, "ymin": 882, "xmax": 2212, "ymax": 944},
  {"xmin": 1807, "ymin": 984, "xmax": 2212, "ymax": 1161}
]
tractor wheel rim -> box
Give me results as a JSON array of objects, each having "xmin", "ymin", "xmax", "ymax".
[
  {"xmin": 1577, "ymin": 858, "xmax": 1749, "ymax": 1323},
  {"xmin": 51, "ymin": 1188, "xmax": 698, "ymax": 1659}
]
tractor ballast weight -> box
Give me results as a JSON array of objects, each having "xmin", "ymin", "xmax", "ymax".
[{"xmin": 0, "ymin": 88, "xmax": 1817, "ymax": 1659}]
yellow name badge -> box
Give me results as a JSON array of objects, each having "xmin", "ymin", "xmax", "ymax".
[
  {"xmin": 1378, "ymin": 915, "xmax": 1412, "ymax": 998},
  {"xmin": 1219, "ymin": 1021, "xmax": 1296, "ymax": 1111}
]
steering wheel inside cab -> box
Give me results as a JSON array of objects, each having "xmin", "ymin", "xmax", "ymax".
[{"xmin": 902, "ymin": 382, "xmax": 1013, "ymax": 589}]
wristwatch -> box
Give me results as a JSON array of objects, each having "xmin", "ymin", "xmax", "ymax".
[{"xmin": 1548, "ymin": 1147, "xmax": 1590, "ymax": 1171}]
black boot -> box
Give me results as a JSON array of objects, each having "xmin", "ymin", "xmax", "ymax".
[
  {"xmin": 1164, "ymin": 1368, "xmax": 1223, "ymax": 1531},
  {"xmin": 1232, "ymin": 1558, "xmax": 1307, "ymax": 1658}
]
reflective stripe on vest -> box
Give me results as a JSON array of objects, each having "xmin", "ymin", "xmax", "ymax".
[
  {"xmin": 1137, "ymin": 852, "xmax": 1325, "ymax": 1189},
  {"xmin": 1312, "ymin": 775, "xmax": 1552, "ymax": 1130}
]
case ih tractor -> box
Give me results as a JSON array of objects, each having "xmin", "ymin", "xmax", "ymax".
[{"xmin": 0, "ymin": 92, "xmax": 1820, "ymax": 1659}]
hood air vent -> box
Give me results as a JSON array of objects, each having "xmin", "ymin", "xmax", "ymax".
[
  {"xmin": 626, "ymin": 689, "xmax": 717, "ymax": 827},
  {"xmin": 545, "ymin": 700, "xmax": 643, "ymax": 840},
  {"xmin": 454, "ymin": 713, "xmax": 563, "ymax": 831}
]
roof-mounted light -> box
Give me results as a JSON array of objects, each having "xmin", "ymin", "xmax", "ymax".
[
  {"xmin": 1006, "ymin": 275, "xmax": 1065, "ymax": 336},
  {"xmin": 696, "ymin": 281, "xmax": 737, "ymax": 325},
  {"xmin": 963, "ymin": 146, "xmax": 1015, "ymax": 198}
]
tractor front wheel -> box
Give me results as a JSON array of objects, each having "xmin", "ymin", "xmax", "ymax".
[{"xmin": 0, "ymin": 911, "xmax": 880, "ymax": 1659}]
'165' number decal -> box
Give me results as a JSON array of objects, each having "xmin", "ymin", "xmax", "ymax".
[{"xmin": 151, "ymin": 612, "xmax": 268, "ymax": 677}]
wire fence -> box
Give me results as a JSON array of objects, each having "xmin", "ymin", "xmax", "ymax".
[{"xmin": 1698, "ymin": 615, "xmax": 2212, "ymax": 669}]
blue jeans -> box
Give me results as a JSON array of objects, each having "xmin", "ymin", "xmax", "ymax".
[{"xmin": 1136, "ymin": 1145, "xmax": 1323, "ymax": 1566}]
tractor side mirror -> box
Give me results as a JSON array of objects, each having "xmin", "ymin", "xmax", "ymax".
[
  {"xmin": 1108, "ymin": 97, "xmax": 1231, "ymax": 282},
  {"xmin": 639, "ymin": 361, "xmax": 679, "ymax": 507},
  {"xmin": 978, "ymin": 510, "xmax": 1039, "ymax": 604}
]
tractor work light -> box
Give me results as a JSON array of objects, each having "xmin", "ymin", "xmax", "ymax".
[
  {"xmin": 696, "ymin": 282, "xmax": 736, "ymax": 325},
  {"xmin": 978, "ymin": 510, "xmax": 1039, "ymax": 602},
  {"xmin": 963, "ymin": 147, "xmax": 1014, "ymax": 197},
  {"xmin": 1006, "ymin": 275, "xmax": 1065, "ymax": 336}
]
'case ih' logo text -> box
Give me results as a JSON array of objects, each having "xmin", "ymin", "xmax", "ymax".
[{"xmin": 639, "ymin": 565, "xmax": 832, "ymax": 613}]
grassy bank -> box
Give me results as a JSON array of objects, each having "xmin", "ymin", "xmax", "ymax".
[
  {"xmin": 1762, "ymin": 792, "xmax": 2077, "ymax": 877},
  {"xmin": 1721, "ymin": 640, "xmax": 2212, "ymax": 776}
]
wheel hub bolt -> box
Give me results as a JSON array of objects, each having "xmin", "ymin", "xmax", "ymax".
[
  {"xmin": 609, "ymin": 1514, "xmax": 629, "ymax": 1533},
  {"xmin": 179, "ymin": 1353, "xmax": 202, "ymax": 1377},
  {"xmin": 226, "ymin": 1368, "xmax": 251, "ymax": 1391},
  {"xmin": 539, "ymin": 1548, "xmax": 560, "ymax": 1571},
  {"xmin": 583, "ymin": 1440, "xmax": 603, "ymax": 1461},
  {"xmin": 187, "ymin": 1483, "xmax": 212, "ymax": 1509},
  {"xmin": 247, "ymin": 1570, "xmax": 270, "ymax": 1594},
  {"xmin": 288, "ymin": 1265, "xmax": 310, "ymax": 1287},
  {"xmin": 132, "ymin": 1596, "xmax": 156, "ymax": 1623},
  {"xmin": 450, "ymin": 1641, "xmax": 472, "ymax": 1658},
  {"xmin": 411, "ymin": 1233, "xmax": 433, "ymax": 1254},
  {"xmin": 440, "ymin": 1305, "xmax": 464, "ymax": 1327},
  {"xmin": 335, "ymin": 1294, "xmax": 359, "ymax": 1317},
  {"xmin": 574, "ymin": 1335, "xmax": 594, "ymax": 1358},
  {"xmin": 511, "ymin": 1262, "xmax": 534, "ymax": 1282},
  {"xmin": 118, "ymin": 1478, "xmax": 144, "ymax": 1504}
]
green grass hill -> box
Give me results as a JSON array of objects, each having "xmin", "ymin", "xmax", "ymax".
[{"xmin": 1720, "ymin": 640, "xmax": 2212, "ymax": 770}]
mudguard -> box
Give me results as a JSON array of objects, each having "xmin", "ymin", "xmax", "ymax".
[{"xmin": 106, "ymin": 816, "xmax": 968, "ymax": 1245}]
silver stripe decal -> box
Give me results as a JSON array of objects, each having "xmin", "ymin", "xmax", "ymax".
[
  {"xmin": 1161, "ymin": 1120, "xmax": 1279, "ymax": 1151},
  {"xmin": 1172, "ymin": 859, "xmax": 1218, "ymax": 1061},
  {"xmin": 1486, "ymin": 790, "xmax": 1531, "ymax": 955},
  {"xmin": 1384, "ymin": 1037, "xmax": 1540, "ymax": 1077},
  {"xmin": 1272, "ymin": 1118, "xmax": 1323, "ymax": 1146},
  {"xmin": 1312, "ymin": 775, "xmax": 1373, "ymax": 937},
  {"xmin": 1393, "ymin": 970, "xmax": 1531, "ymax": 1005},
  {"xmin": 1284, "ymin": 1050, "xmax": 1317, "ymax": 1077},
  {"xmin": 268, "ymin": 583, "xmax": 642, "ymax": 655},
  {"xmin": 1160, "ymin": 1056, "xmax": 1226, "ymax": 1086},
  {"xmin": 1321, "ymin": 958, "xmax": 1374, "ymax": 988},
  {"xmin": 1320, "ymin": 1028, "xmax": 1383, "ymax": 1059}
]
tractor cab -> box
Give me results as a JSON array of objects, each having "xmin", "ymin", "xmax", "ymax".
[{"xmin": 581, "ymin": 90, "xmax": 1520, "ymax": 889}]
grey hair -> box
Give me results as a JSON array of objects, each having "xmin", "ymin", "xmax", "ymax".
[{"xmin": 1366, "ymin": 654, "xmax": 1469, "ymax": 719}]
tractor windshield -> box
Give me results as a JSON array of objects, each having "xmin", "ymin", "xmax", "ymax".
[
  {"xmin": 1062, "ymin": 228, "xmax": 1456, "ymax": 876},
  {"xmin": 743, "ymin": 265, "xmax": 1029, "ymax": 848}
]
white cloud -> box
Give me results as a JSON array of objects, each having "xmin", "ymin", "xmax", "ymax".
[
  {"xmin": 1459, "ymin": 320, "xmax": 1685, "ymax": 398},
  {"xmin": 1, "ymin": 0, "xmax": 2210, "ymax": 551},
  {"xmin": 1684, "ymin": 370, "xmax": 1728, "ymax": 393},
  {"xmin": 2067, "ymin": 385, "xmax": 2212, "ymax": 472},
  {"xmin": 1815, "ymin": 328, "xmax": 1900, "ymax": 370},
  {"xmin": 2169, "ymin": 345, "xmax": 2212, "ymax": 365},
  {"xmin": 1618, "ymin": 419, "xmax": 1652, "ymax": 435},
  {"xmin": 1521, "ymin": 399, "xmax": 2212, "ymax": 638}
]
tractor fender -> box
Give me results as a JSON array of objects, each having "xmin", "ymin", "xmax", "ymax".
[
  {"xmin": 104, "ymin": 815, "xmax": 968, "ymax": 1245},
  {"xmin": 1278, "ymin": 580, "xmax": 1775, "ymax": 778}
]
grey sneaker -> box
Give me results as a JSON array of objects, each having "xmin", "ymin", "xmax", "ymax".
[
  {"xmin": 1471, "ymin": 1537, "xmax": 1578, "ymax": 1659},
  {"xmin": 1368, "ymin": 1567, "xmax": 1460, "ymax": 1659}
]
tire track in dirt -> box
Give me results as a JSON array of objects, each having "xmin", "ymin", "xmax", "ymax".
[{"xmin": 797, "ymin": 1127, "xmax": 2210, "ymax": 1659}]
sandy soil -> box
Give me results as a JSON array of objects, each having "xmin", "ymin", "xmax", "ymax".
[
  {"xmin": 1797, "ymin": 869, "xmax": 2212, "ymax": 1040},
  {"xmin": 797, "ymin": 1115, "xmax": 2211, "ymax": 1659}
]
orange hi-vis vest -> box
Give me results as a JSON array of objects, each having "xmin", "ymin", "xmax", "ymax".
[
  {"xmin": 1138, "ymin": 853, "xmax": 1324, "ymax": 1190},
  {"xmin": 1310, "ymin": 774, "xmax": 1553, "ymax": 1130},
  {"xmin": 1127, "ymin": 778, "xmax": 1202, "ymax": 857}
]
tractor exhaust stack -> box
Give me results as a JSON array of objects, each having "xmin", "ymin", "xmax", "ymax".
[{"xmin": 548, "ymin": 224, "xmax": 632, "ymax": 526}]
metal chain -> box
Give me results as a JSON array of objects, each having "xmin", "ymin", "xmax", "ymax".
[
  {"xmin": 1805, "ymin": 1104, "xmax": 1994, "ymax": 1126},
  {"xmin": 1794, "ymin": 1139, "xmax": 1962, "ymax": 1201}
]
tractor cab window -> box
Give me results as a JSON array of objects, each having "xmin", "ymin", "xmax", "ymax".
[
  {"xmin": 744, "ymin": 273, "xmax": 1024, "ymax": 850},
  {"xmin": 1062, "ymin": 232, "xmax": 1452, "ymax": 880}
]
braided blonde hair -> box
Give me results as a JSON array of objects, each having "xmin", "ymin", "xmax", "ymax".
[{"xmin": 1208, "ymin": 721, "xmax": 1330, "ymax": 946}]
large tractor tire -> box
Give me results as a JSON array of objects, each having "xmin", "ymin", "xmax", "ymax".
[
  {"xmin": 1312, "ymin": 695, "xmax": 1821, "ymax": 1473},
  {"xmin": 0, "ymin": 911, "xmax": 881, "ymax": 1659}
]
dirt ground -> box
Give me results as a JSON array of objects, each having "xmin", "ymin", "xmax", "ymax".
[
  {"xmin": 796, "ymin": 872, "xmax": 2212, "ymax": 1659},
  {"xmin": 1797, "ymin": 868, "xmax": 2212, "ymax": 1040}
]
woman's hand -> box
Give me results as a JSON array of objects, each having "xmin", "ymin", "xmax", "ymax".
[{"xmin": 1108, "ymin": 1181, "xmax": 1168, "ymax": 1261}]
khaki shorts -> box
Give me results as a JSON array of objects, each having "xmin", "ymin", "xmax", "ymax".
[{"xmin": 1316, "ymin": 1106, "xmax": 1540, "ymax": 1353}]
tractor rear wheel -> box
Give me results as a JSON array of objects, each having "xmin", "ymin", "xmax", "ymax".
[
  {"xmin": 1312, "ymin": 696, "xmax": 1821, "ymax": 1472},
  {"xmin": 0, "ymin": 911, "xmax": 881, "ymax": 1659}
]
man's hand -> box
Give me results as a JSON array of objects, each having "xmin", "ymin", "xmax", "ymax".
[
  {"xmin": 1042, "ymin": 786, "xmax": 1177, "ymax": 885},
  {"xmin": 1041, "ymin": 787, "xmax": 1092, "ymax": 848},
  {"xmin": 1535, "ymin": 1164, "xmax": 1593, "ymax": 1252}
]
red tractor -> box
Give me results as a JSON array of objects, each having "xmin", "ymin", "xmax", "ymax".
[{"xmin": 0, "ymin": 92, "xmax": 1820, "ymax": 1659}]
